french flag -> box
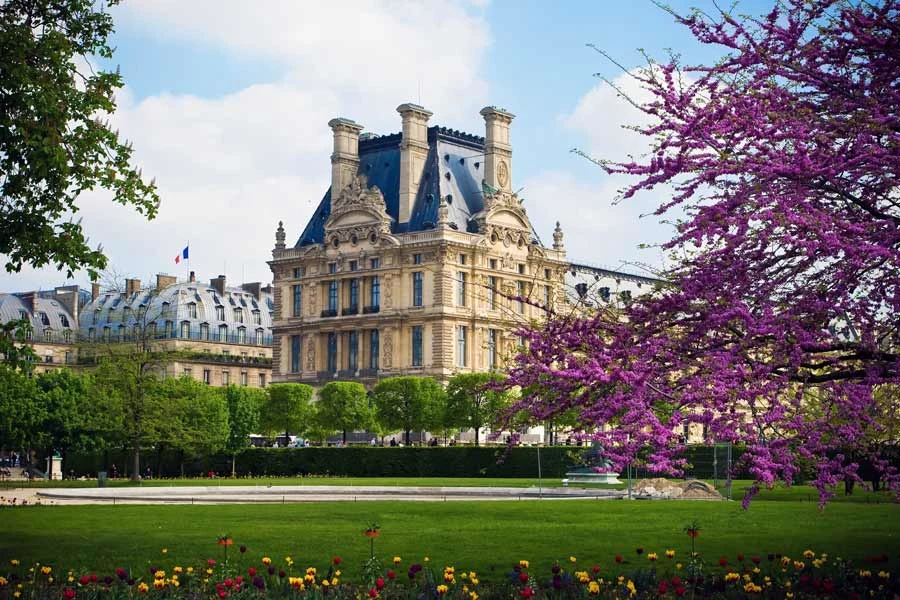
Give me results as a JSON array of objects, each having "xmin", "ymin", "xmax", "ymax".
[{"xmin": 175, "ymin": 245, "xmax": 189, "ymax": 264}]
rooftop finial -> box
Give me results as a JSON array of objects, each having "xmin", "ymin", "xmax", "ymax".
[
  {"xmin": 552, "ymin": 221, "xmax": 564, "ymax": 250},
  {"xmin": 437, "ymin": 198, "xmax": 450, "ymax": 229},
  {"xmin": 275, "ymin": 220, "xmax": 286, "ymax": 251}
]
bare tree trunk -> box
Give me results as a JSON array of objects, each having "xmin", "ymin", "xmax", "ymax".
[{"xmin": 131, "ymin": 437, "xmax": 141, "ymax": 482}]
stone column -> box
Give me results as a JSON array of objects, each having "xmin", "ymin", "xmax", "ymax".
[
  {"xmin": 397, "ymin": 103, "xmax": 432, "ymax": 223},
  {"xmin": 480, "ymin": 106, "xmax": 515, "ymax": 192},
  {"xmin": 329, "ymin": 117, "xmax": 364, "ymax": 195}
]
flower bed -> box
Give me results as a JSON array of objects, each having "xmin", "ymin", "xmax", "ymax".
[{"xmin": 1, "ymin": 545, "xmax": 896, "ymax": 600}]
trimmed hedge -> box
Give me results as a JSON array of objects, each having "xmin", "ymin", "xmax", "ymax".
[{"xmin": 64, "ymin": 444, "xmax": 754, "ymax": 480}]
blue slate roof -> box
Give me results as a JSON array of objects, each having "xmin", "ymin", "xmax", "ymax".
[{"xmin": 296, "ymin": 127, "xmax": 488, "ymax": 247}]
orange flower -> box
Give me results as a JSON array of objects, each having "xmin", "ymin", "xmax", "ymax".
[{"xmin": 217, "ymin": 537, "xmax": 234, "ymax": 546}]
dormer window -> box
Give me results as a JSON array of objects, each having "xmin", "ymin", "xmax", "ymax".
[
  {"xmin": 216, "ymin": 305, "xmax": 225, "ymax": 321},
  {"xmin": 44, "ymin": 329, "xmax": 53, "ymax": 342},
  {"xmin": 187, "ymin": 302, "xmax": 197, "ymax": 318},
  {"xmin": 234, "ymin": 307, "xmax": 243, "ymax": 323},
  {"xmin": 252, "ymin": 310, "xmax": 261, "ymax": 325},
  {"xmin": 38, "ymin": 311, "xmax": 50, "ymax": 326},
  {"xmin": 59, "ymin": 314, "xmax": 70, "ymax": 328}
]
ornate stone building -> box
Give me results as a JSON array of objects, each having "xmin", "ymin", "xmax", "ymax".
[
  {"xmin": 1, "ymin": 274, "xmax": 274, "ymax": 387},
  {"xmin": 79, "ymin": 273, "xmax": 274, "ymax": 387},
  {"xmin": 269, "ymin": 104, "xmax": 571, "ymax": 385},
  {"xmin": 0, "ymin": 286, "xmax": 84, "ymax": 373}
]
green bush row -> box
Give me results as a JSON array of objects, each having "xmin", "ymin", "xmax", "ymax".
[{"xmin": 63, "ymin": 444, "xmax": 753, "ymax": 480}]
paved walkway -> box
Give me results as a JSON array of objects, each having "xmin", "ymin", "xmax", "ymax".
[{"xmin": 11, "ymin": 485, "xmax": 626, "ymax": 505}]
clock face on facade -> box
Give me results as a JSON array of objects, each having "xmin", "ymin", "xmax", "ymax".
[{"xmin": 497, "ymin": 160, "xmax": 509, "ymax": 187}]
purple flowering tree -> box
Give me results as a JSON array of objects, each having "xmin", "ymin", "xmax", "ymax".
[{"xmin": 506, "ymin": 0, "xmax": 899, "ymax": 505}]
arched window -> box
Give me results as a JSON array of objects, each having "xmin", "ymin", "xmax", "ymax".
[
  {"xmin": 218, "ymin": 324, "xmax": 228, "ymax": 342},
  {"xmin": 187, "ymin": 302, "xmax": 198, "ymax": 318},
  {"xmin": 200, "ymin": 322, "xmax": 209, "ymax": 340},
  {"xmin": 255, "ymin": 328, "xmax": 264, "ymax": 345},
  {"xmin": 180, "ymin": 321, "xmax": 191, "ymax": 339},
  {"xmin": 237, "ymin": 327, "xmax": 246, "ymax": 344}
]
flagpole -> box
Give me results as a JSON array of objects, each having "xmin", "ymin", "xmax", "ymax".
[{"xmin": 186, "ymin": 240, "xmax": 190, "ymax": 281}]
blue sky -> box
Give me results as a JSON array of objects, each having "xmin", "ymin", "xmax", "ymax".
[{"xmin": 1, "ymin": 0, "xmax": 771, "ymax": 293}]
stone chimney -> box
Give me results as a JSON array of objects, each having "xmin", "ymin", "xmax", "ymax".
[
  {"xmin": 241, "ymin": 282, "xmax": 262, "ymax": 301},
  {"xmin": 91, "ymin": 281, "xmax": 100, "ymax": 302},
  {"xmin": 397, "ymin": 103, "xmax": 432, "ymax": 223},
  {"xmin": 479, "ymin": 106, "xmax": 515, "ymax": 193},
  {"xmin": 189, "ymin": 271, "xmax": 196, "ymax": 283},
  {"xmin": 156, "ymin": 273, "xmax": 177, "ymax": 290},
  {"xmin": 53, "ymin": 285, "xmax": 80, "ymax": 324},
  {"xmin": 210, "ymin": 275, "xmax": 227, "ymax": 297},
  {"xmin": 328, "ymin": 117, "xmax": 364, "ymax": 196},
  {"xmin": 125, "ymin": 278, "xmax": 141, "ymax": 297},
  {"xmin": 19, "ymin": 292, "xmax": 37, "ymax": 313}
]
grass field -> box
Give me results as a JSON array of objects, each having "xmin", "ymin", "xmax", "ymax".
[{"xmin": 2, "ymin": 484, "xmax": 898, "ymax": 583}]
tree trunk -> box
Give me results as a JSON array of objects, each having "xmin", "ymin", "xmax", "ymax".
[
  {"xmin": 131, "ymin": 439, "xmax": 141, "ymax": 482},
  {"xmin": 231, "ymin": 453, "xmax": 237, "ymax": 478},
  {"xmin": 475, "ymin": 425, "xmax": 480, "ymax": 447},
  {"xmin": 405, "ymin": 429, "xmax": 411, "ymax": 446},
  {"xmin": 342, "ymin": 430, "xmax": 347, "ymax": 444}
]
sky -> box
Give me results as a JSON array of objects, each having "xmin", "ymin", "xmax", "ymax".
[{"xmin": 0, "ymin": 0, "xmax": 771, "ymax": 293}]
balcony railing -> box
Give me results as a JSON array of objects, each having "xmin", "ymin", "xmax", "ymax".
[
  {"xmin": 320, "ymin": 309, "xmax": 338, "ymax": 318},
  {"xmin": 316, "ymin": 370, "xmax": 337, "ymax": 381},
  {"xmin": 341, "ymin": 306, "xmax": 359, "ymax": 316},
  {"xmin": 363, "ymin": 305, "xmax": 380, "ymax": 314}
]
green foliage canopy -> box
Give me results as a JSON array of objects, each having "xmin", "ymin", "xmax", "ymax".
[
  {"xmin": 0, "ymin": 0, "xmax": 159, "ymax": 278},
  {"xmin": 314, "ymin": 381, "xmax": 373, "ymax": 443},
  {"xmin": 371, "ymin": 376, "xmax": 445, "ymax": 446},
  {"xmin": 444, "ymin": 372, "xmax": 510, "ymax": 446},
  {"xmin": 259, "ymin": 383, "xmax": 313, "ymax": 446}
]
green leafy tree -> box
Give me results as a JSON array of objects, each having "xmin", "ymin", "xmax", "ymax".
[
  {"xmin": 0, "ymin": 321, "xmax": 36, "ymax": 372},
  {"xmin": 314, "ymin": 381, "xmax": 373, "ymax": 444},
  {"xmin": 1, "ymin": 0, "xmax": 159, "ymax": 278},
  {"xmin": 371, "ymin": 376, "xmax": 445, "ymax": 446},
  {"xmin": 259, "ymin": 383, "xmax": 313, "ymax": 447},
  {"xmin": 152, "ymin": 376, "xmax": 228, "ymax": 476},
  {"xmin": 34, "ymin": 369, "xmax": 103, "ymax": 470},
  {"xmin": 223, "ymin": 385, "xmax": 264, "ymax": 476},
  {"xmin": 84, "ymin": 279, "xmax": 182, "ymax": 480},
  {"xmin": 444, "ymin": 373, "xmax": 510, "ymax": 446},
  {"xmin": 0, "ymin": 365, "xmax": 42, "ymax": 458},
  {"xmin": 89, "ymin": 333, "xmax": 170, "ymax": 481}
]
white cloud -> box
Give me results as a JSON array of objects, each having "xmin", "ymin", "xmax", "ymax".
[
  {"xmin": 0, "ymin": 0, "xmax": 491, "ymax": 293},
  {"xmin": 524, "ymin": 69, "xmax": 680, "ymax": 274}
]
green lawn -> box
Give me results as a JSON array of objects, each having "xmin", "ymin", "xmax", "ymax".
[{"xmin": 2, "ymin": 497, "xmax": 897, "ymax": 583}]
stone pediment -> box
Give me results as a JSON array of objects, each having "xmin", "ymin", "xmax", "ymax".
[
  {"xmin": 472, "ymin": 188, "xmax": 533, "ymax": 248},
  {"xmin": 324, "ymin": 174, "xmax": 393, "ymax": 246}
]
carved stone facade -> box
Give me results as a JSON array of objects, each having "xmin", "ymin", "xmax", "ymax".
[{"xmin": 269, "ymin": 104, "xmax": 569, "ymax": 386}]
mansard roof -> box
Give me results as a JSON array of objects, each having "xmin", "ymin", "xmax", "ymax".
[{"xmin": 296, "ymin": 127, "xmax": 489, "ymax": 247}]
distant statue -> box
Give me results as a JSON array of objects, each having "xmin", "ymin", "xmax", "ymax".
[{"xmin": 579, "ymin": 441, "xmax": 614, "ymax": 471}]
